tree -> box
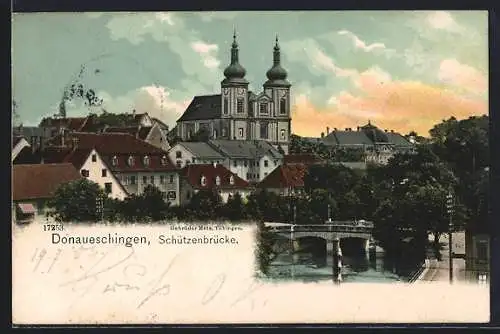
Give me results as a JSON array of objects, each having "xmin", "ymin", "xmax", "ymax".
[
  {"xmin": 187, "ymin": 189, "xmax": 224, "ymax": 220},
  {"xmin": 224, "ymin": 192, "xmax": 247, "ymax": 221},
  {"xmin": 141, "ymin": 185, "xmax": 171, "ymax": 221},
  {"xmin": 47, "ymin": 179, "xmax": 106, "ymax": 222},
  {"xmin": 255, "ymin": 221, "xmax": 274, "ymax": 275}
]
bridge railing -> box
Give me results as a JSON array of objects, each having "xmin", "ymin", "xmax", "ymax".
[{"xmin": 267, "ymin": 224, "xmax": 373, "ymax": 234}]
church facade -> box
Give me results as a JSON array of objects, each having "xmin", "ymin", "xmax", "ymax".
[{"xmin": 176, "ymin": 33, "xmax": 292, "ymax": 155}]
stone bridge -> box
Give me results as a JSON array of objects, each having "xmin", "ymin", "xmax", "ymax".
[{"xmin": 264, "ymin": 220, "xmax": 375, "ymax": 266}]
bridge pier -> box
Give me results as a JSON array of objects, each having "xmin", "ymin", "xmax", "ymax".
[{"xmin": 332, "ymin": 238, "xmax": 342, "ymax": 284}]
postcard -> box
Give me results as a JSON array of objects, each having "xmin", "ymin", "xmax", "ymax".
[{"xmin": 12, "ymin": 11, "xmax": 490, "ymax": 324}]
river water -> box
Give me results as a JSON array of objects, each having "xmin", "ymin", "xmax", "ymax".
[{"xmin": 266, "ymin": 241, "xmax": 421, "ymax": 283}]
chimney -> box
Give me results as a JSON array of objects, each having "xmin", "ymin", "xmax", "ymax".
[
  {"xmin": 321, "ymin": 132, "xmax": 325, "ymax": 138},
  {"xmin": 326, "ymin": 127, "xmax": 330, "ymax": 135}
]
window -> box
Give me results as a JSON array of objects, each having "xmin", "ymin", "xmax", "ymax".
[
  {"xmin": 259, "ymin": 103, "xmax": 267, "ymax": 114},
  {"xmin": 160, "ymin": 155, "xmax": 168, "ymax": 166},
  {"xmin": 102, "ymin": 169, "xmax": 107, "ymax": 177},
  {"xmin": 224, "ymin": 98, "xmax": 229, "ymax": 114},
  {"xmin": 244, "ymin": 160, "xmax": 248, "ymax": 167},
  {"xmin": 274, "ymin": 160, "xmax": 278, "ymax": 166},
  {"xmin": 201, "ymin": 176, "xmax": 207, "ymax": 186},
  {"xmin": 176, "ymin": 151, "xmax": 182, "ymax": 159},
  {"xmin": 92, "ymin": 154, "xmax": 97, "ymax": 162},
  {"xmin": 477, "ymin": 241, "xmax": 488, "ymax": 264},
  {"xmin": 260, "ymin": 122, "xmax": 268, "ymax": 139},
  {"xmin": 112, "ymin": 156, "xmax": 118, "ymax": 166},
  {"xmin": 160, "ymin": 175, "xmax": 165, "ymax": 184},
  {"xmin": 104, "ymin": 182, "xmax": 112, "ymax": 194},
  {"xmin": 264, "ymin": 160, "xmax": 269, "ymax": 167},
  {"xmin": 176, "ymin": 161, "xmax": 182, "ymax": 169},
  {"xmin": 192, "ymin": 157, "xmax": 196, "ymax": 163},
  {"xmin": 229, "ymin": 175, "xmax": 234, "ymax": 185},
  {"xmin": 236, "ymin": 98, "xmax": 244, "ymax": 113},
  {"xmin": 81, "ymin": 169, "xmax": 89, "ymax": 177},
  {"xmin": 222, "ymin": 128, "xmax": 227, "ymax": 137},
  {"xmin": 127, "ymin": 156, "xmax": 135, "ymax": 166},
  {"xmin": 169, "ymin": 175, "xmax": 174, "ymax": 183},
  {"xmin": 143, "ymin": 176, "xmax": 147, "ymax": 184},
  {"xmin": 255, "ymin": 160, "xmax": 259, "ymax": 167},
  {"xmin": 150, "ymin": 176, "xmax": 155, "ymax": 184},
  {"xmin": 185, "ymin": 160, "xmax": 190, "ymax": 165},
  {"xmin": 264, "ymin": 172, "xmax": 268, "ymax": 177},
  {"xmin": 187, "ymin": 191, "xmax": 191, "ymax": 199},
  {"xmin": 246, "ymin": 173, "xmax": 250, "ymax": 179},
  {"xmin": 280, "ymin": 129, "xmax": 286, "ymax": 140},
  {"xmin": 233, "ymin": 160, "xmax": 237, "ymax": 167},
  {"xmin": 130, "ymin": 176, "xmax": 136, "ymax": 184},
  {"xmin": 215, "ymin": 176, "xmax": 221, "ymax": 186},
  {"xmin": 238, "ymin": 128, "xmax": 244, "ymax": 138},
  {"xmin": 280, "ymin": 97, "xmax": 287, "ymax": 114}
]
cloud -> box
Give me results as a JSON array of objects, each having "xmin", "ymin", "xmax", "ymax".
[
  {"xmin": 291, "ymin": 81, "xmax": 487, "ymax": 137},
  {"xmin": 197, "ymin": 12, "xmax": 239, "ymax": 22},
  {"xmin": 438, "ymin": 58, "xmax": 487, "ymax": 96},
  {"xmin": 426, "ymin": 11, "xmax": 459, "ymax": 31},
  {"xmin": 104, "ymin": 13, "xmax": 222, "ymax": 90},
  {"xmin": 337, "ymin": 30, "xmax": 386, "ymax": 52},
  {"xmin": 190, "ymin": 41, "xmax": 221, "ymax": 69}
]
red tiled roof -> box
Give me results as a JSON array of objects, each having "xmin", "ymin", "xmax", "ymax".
[
  {"xmin": 43, "ymin": 133, "xmax": 175, "ymax": 172},
  {"xmin": 62, "ymin": 148, "xmax": 93, "ymax": 169},
  {"xmin": 39, "ymin": 117, "xmax": 88, "ymax": 131},
  {"xmin": 284, "ymin": 153, "xmax": 323, "ymax": 165},
  {"xmin": 103, "ymin": 126, "xmax": 152, "ymax": 140},
  {"xmin": 258, "ymin": 164, "xmax": 308, "ymax": 189},
  {"xmin": 12, "ymin": 163, "xmax": 82, "ymax": 201},
  {"xmin": 181, "ymin": 164, "xmax": 250, "ymax": 190}
]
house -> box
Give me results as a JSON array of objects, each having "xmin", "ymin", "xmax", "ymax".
[
  {"xmin": 168, "ymin": 141, "xmax": 226, "ymax": 169},
  {"xmin": 176, "ymin": 33, "xmax": 292, "ymax": 154},
  {"xmin": 316, "ymin": 122, "xmax": 415, "ymax": 165},
  {"xmin": 45, "ymin": 147, "xmax": 129, "ymax": 200},
  {"xmin": 12, "ymin": 163, "xmax": 82, "ymax": 224},
  {"xmin": 257, "ymin": 164, "xmax": 308, "ymax": 196},
  {"xmin": 207, "ymin": 139, "xmax": 283, "ymax": 183},
  {"xmin": 103, "ymin": 122, "xmax": 170, "ymax": 151},
  {"xmin": 12, "ymin": 136, "xmax": 30, "ymax": 161},
  {"xmin": 43, "ymin": 132, "xmax": 180, "ymax": 205},
  {"xmin": 39, "ymin": 116, "xmax": 90, "ymax": 137},
  {"xmin": 179, "ymin": 163, "xmax": 252, "ymax": 205}
]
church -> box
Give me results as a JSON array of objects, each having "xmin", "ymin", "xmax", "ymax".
[{"xmin": 175, "ymin": 32, "xmax": 292, "ymax": 155}]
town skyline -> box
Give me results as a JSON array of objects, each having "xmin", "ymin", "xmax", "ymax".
[{"xmin": 12, "ymin": 11, "xmax": 488, "ymax": 137}]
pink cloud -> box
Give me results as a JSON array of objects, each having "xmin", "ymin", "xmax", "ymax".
[{"xmin": 438, "ymin": 59, "xmax": 487, "ymax": 95}]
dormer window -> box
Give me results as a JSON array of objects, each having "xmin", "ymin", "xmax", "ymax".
[
  {"xmin": 111, "ymin": 156, "xmax": 118, "ymax": 166},
  {"xmin": 229, "ymin": 175, "xmax": 234, "ymax": 185},
  {"xmin": 143, "ymin": 155, "xmax": 150, "ymax": 166},
  {"xmin": 215, "ymin": 176, "xmax": 221, "ymax": 186},
  {"xmin": 200, "ymin": 175, "xmax": 207, "ymax": 186},
  {"xmin": 127, "ymin": 156, "xmax": 135, "ymax": 166},
  {"xmin": 161, "ymin": 155, "xmax": 168, "ymax": 166}
]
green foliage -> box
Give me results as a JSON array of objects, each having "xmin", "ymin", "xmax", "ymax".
[
  {"xmin": 223, "ymin": 192, "xmax": 247, "ymax": 221},
  {"xmin": 255, "ymin": 221, "xmax": 274, "ymax": 275},
  {"xmin": 47, "ymin": 179, "xmax": 106, "ymax": 222},
  {"xmin": 185, "ymin": 189, "xmax": 224, "ymax": 220}
]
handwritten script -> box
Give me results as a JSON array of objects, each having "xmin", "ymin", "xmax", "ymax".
[{"xmin": 29, "ymin": 246, "xmax": 269, "ymax": 315}]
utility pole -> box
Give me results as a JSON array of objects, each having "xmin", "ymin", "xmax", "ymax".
[{"xmin": 446, "ymin": 190, "xmax": 454, "ymax": 284}]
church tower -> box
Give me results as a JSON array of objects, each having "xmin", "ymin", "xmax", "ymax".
[
  {"xmin": 263, "ymin": 35, "xmax": 291, "ymax": 154},
  {"xmin": 221, "ymin": 30, "xmax": 249, "ymax": 140}
]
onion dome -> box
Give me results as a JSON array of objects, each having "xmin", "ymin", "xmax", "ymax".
[
  {"xmin": 264, "ymin": 35, "xmax": 291, "ymax": 87},
  {"xmin": 222, "ymin": 31, "xmax": 248, "ymax": 83}
]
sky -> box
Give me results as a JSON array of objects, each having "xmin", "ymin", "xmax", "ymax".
[{"xmin": 12, "ymin": 11, "xmax": 488, "ymax": 137}]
